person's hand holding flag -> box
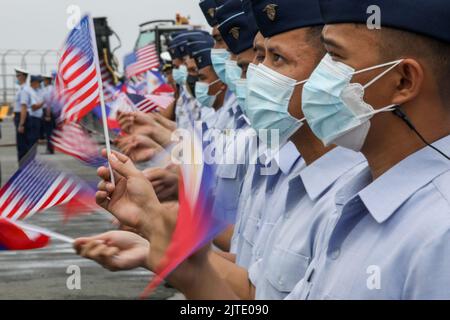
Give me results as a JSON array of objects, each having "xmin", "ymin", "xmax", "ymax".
[
  {"xmin": 74, "ymin": 231, "xmax": 150, "ymax": 272},
  {"xmin": 95, "ymin": 150, "xmax": 164, "ymax": 237},
  {"xmin": 115, "ymin": 134, "xmax": 164, "ymax": 163}
]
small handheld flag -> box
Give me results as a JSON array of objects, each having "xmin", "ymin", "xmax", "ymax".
[
  {"xmin": 0, "ymin": 218, "xmax": 74, "ymax": 251},
  {"xmin": 55, "ymin": 14, "xmax": 115, "ymax": 185},
  {"xmin": 0, "ymin": 158, "xmax": 95, "ymax": 222}
]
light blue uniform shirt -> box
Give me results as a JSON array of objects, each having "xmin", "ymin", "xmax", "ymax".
[
  {"xmin": 200, "ymin": 106, "xmax": 217, "ymax": 130},
  {"xmin": 211, "ymin": 103, "xmax": 252, "ymax": 225},
  {"xmin": 14, "ymin": 84, "xmax": 34, "ymax": 113},
  {"xmin": 43, "ymin": 84, "xmax": 54, "ymax": 110},
  {"xmin": 287, "ymin": 135, "xmax": 450, "ymax": 300},
  {"xmin": 250, "ymin": 147, "xmax": 367, "ymax": 299},
  {"xmin": 176, "ymin": 86, "xmax": 198, "ymax": 129},
  {"xmin": 230, "ymin": 153, "xmax": 265, "ymax": 255},
  {"xmin": 30, "ymin": 87, "xmax": 44, "ymax": 118},
  {"xmin": 214, "ymin": 90, "xmax": 238, "ymax": 132},
  {"xmin": 236, "ymin": 141, "xmax": 305, "ymax": 269}
]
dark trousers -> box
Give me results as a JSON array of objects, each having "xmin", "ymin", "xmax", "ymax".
[
  {"xmin": 29, "ymin": 116, "xmax": 42, "ymax": 148},
  {"xmin": 43, "ymin": 115, "xmax": 55, "ymax": 153},
  {"xmin": 14, "ymin": 112, "xmax": 31, "ymax": 162}
]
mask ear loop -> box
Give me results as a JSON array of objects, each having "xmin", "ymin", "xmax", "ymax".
[
  {"xmin": 352, "ymin": 59, "xmax": 403, "ymax": 89},
  {"xmin": 208, "ymin": 79, "xmax": 221, "ymax": 88},
  {"xmin": 355, "ymin": 104, "xmax": 397, "ymax": 120},
  {"xmin": 295, "ymin": 79, "xmax": 309, "ymax": 86}
]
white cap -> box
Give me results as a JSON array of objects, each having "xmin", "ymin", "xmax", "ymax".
[
  {"xmin": 160, "ymin": 51, "xmax": 172, "ymax": 62},
  {"xmin": 42, "ymin": 73, "xmax": 53, "ymax": 79},
  {"xmin": 14, "ymin": 67, "xmax": 29, "ymax": 75}
]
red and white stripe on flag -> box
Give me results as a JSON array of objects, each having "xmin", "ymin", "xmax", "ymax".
[
  {"xmin": 126, "ymin": 44, "xmax": 160, "ymax": 78},
  {"xmin": 55, "ymin": 16, "xmax": 101, "ymax": 122},
  {"xmin": 50, "ymin": 123, "xmax": 105, "ymax": 167},
  {"xmin": 0, "ymin": 160, "xmax": 82, "ymax": 221},
  {"xmin": 136, "ymin": 97, "xmax": 158, "ymax": 113}
]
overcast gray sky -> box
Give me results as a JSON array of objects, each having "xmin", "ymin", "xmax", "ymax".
[{"xmin": 0, "ymin": 0, "xmax": 207, "ymax": 73}]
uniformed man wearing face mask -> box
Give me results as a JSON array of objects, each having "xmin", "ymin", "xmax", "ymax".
[{"xmin": 289, "ymin": 0, "xmax": 450, "ymax": 300}]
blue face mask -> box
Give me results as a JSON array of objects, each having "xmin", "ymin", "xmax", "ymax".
[
  {"xmin": 302, "ymin": 54, "xmax": 403, "ymax": 151},
  {"xmin": 246, "ymin": 63, "xmax": 258, "ymax": 82},
  {"xmin": 235, "ymin": 78, "xmax": 248, "ymax": 115},
  {"xmin": 195, "ymin": 79, "xmax": 222, "ymax": 108},
  {"xmin": 225, "ymin": 60, "xmax": 242, "ymax": 93},
  {"xmin": 211, "ymin": 49, "xmax": 230, "ymax": 83},
  {"xmin": 173, "ymin": 65, "xmax": 188, "ymax": 85},
  {"xmin": 247, "ymin": 64, "xmax": 306, "ymax": 149}
]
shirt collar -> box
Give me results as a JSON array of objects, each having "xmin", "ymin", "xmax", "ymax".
[
  {"xmin": 273, "ymin": 141, "xmax": 303, "ymax": 175},
  {"xmin": 300, "ymin": 147, "xmax": 367, "ymax": 201},
  {"xmin": 259, "ymin": 141, "xmax": 301, "ymax": 174},
  {"xmin": 359, "ymin": 135, "xmax": 450, "ymax": 224},
  {"xmin": 224, "ymin": 91, "xmax": 238, "ymax": 114}
]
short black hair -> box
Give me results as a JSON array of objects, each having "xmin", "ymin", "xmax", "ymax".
[{"xmin": 375, "ymin": 26, "xmax": 450, "ymax": 103}]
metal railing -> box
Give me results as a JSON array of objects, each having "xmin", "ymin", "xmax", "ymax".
[{"xmin": 0, "ymin": 49, "xmax": 59, "ymax": 106}]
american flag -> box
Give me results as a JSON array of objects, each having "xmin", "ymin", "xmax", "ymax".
[
  {"xmin": 50, "ymin": 123, "xmax": 106, "ymax": 167},
  {"xmin": 126, "ymin": 93, "xmax": 159, "ymax": 114},
  {"xmin": 0, "ymin": 159, "xmax": 86, "ymax": 221},
  {"xmin": 55, "ymin": 15, "xmax": 102, "ymax": 122},
  {"xmin": 124, "ymin": 43, "xmax": 160, "ymax": 79}
]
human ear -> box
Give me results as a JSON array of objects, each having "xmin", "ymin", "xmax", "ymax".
[{"xmin": 391, "ymin": 58, "xmax": 424, "ymax": 106}]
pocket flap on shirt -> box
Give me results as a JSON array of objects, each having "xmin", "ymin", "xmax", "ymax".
[
  {"xmin": 242, "ymin": 215, "xmax": 259, "ymax": 246},
  {"xmin": 266, "ymin": 246, "xmax": 310, "ymax": 293}
]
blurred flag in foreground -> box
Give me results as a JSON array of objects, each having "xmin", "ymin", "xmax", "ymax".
[
  {"xmin": 55, "ymin": 15, "xmax": 101, "ymax": 122},
  {"xmin": 0, "ymin": 157, "xmax": 96, "ymax": 222},
  {"xmin": 51, "ymin": 123, "xmax": 107, "ymax": 167},
  {"xmin": 0, "ymin": 218, "xmax": 74, "ymax": 251},
  {"xmin": 142, "ymin": 126, "xmax": 231, "ymax": 297},
  {"xmin": 0, "ymin": 219, "xmax": 49, "ymax": 250}
]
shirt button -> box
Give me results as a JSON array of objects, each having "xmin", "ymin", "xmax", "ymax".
[{"xmin": 330, "ymin": 248, "xmax": 340, "ymax": 260}]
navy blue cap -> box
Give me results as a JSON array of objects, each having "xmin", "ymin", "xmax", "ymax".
[
  {"xmin": 319, "ymin": 0, "xmax": 450, "ymax": 44},
  {"xmin": 30, "ymin": 75, "xmax": 42, "ymax": 82},
  {"xmin": 216, "ymin": 0, "xmax": 259, "ymax": 54},
  {"xmin": 189, "ymin": 40, "xmax": 215, "ymax": 69},
  {"xmin": 168, "ymin": 31, "xmax": 189, "ymax": 59},
  {"xmin": 199, "ymin": 0, "xmax": 217, "ymax": 26},
  {"xmin": 169, "ymin": 31, "xmax": 210, "ymax": 59},
  {"xmin": 251, "ymin": 0, "xmax": 323, "ymax": 38},
  {"xmin": 186, "ymin": 34, "xmax": 215, "ymax": 58},
  {"xmin": 199, "ymin": 0, "xmax": 227, "ymax": 27}
]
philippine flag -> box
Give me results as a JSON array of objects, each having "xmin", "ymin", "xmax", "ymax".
[{"xmin": 0, "ymin": 219, "xmax": 50, "ymax": 251}]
